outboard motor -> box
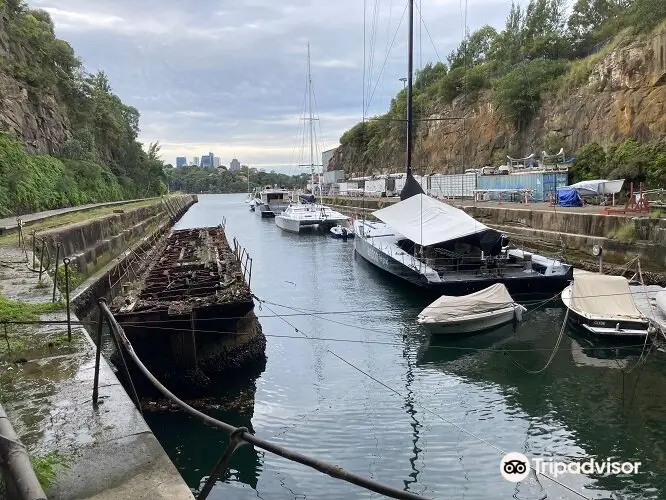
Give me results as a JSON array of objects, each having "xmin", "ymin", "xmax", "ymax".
[{"xmin": 342, "ymin": 227, "xmax": 348, "ymax": 241}]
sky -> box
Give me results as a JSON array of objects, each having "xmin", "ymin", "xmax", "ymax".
[{"xmin": 32, "ymin": 0, "xmax": 515, "ymax": 174}]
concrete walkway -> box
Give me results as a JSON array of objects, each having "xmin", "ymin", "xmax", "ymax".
[
  {"xmin": 0, "ymin": 198, "xmax": 156, "ymax": 236},
  {"xmin": 0, "ymin": 248, "xmax": 193, "ymax": 499}
]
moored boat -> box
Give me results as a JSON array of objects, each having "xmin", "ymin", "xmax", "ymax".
[
  {"xmin": 417, "ymin": 283, "xmax": 526, "ymax": 335},
  {"xmin": 330, "ymin": 224, "xmax": 354, "ymax": 239},
  {"xmin": 561, "ymin": 274, "xmax": 650, "ymax": 338}
]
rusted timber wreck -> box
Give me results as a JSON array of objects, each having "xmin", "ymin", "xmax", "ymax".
[{"xmin": 110, "ymin": 226, "xmax": 266, "ymax": 387}]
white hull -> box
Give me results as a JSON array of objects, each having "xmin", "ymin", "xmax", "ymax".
[
  {"xmin": 418, "ymin": 306, "xmax": 518, "ymax": 335},
  {"xmin": 656, "ymin": 290, "xmax": 666, "ymax": 316}
]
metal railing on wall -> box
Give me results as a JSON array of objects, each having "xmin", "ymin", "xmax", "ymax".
[
  {"xmin": 231, "ymin": 237, "xmax": 252, "ymax": 288},
  {"xmin": 93, "ymin": 299, "xmax": 426, "ymax": 500}
]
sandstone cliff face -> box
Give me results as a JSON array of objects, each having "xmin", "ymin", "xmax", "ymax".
[
  {"xmin": 332, "ymin": 27, "xmax": 666, "ymax": 175},
  {"xmin": 0, "ymin": 12, "xmax": 70, "ymax": 154}
]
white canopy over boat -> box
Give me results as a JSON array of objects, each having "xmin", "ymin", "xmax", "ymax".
[
  {"xmin": 570, "ymin": 274, "xmax": 642, "ymax": 320},
  {"xmin": 418, "ymin": 283, "xmax": 515, "ymax": 323},
  {"xmin": 372, "ymin": 193, "xmax": 490, "ymax": 246},
  {"xmin": 559, "ymin": 179, "xmax": 624, "ymax": 196}
]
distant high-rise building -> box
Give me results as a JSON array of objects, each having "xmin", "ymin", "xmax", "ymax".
[
  {"xmin": 192, "ymin": 156, "xmax": 200, "ymax": 167},
  {"xmin": 176, "ymin": 156, "xmax": 187, "ymax": 168},
  {"xmin": 230, "ymin": 158, "xmax": 241, "ymax": 172},
  {"xmin": 213, "ymin": 157, "xmax": 221, "ymax": 168},
  {"xmin": 200, "ymin": 152, "xmax": 215, "ymax": 168}
]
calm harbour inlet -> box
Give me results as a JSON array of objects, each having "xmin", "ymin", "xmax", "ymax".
[{"xmin": 143, "ymin": 194, "xmax": 666, "ymax": 500}]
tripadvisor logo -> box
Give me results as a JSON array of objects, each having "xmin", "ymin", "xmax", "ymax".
[{"xmin": 500, "ymin": 453, "xmax": 641, "ymax": 482}]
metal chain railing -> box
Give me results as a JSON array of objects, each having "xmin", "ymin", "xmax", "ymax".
[{"xmin": 93, "ymin": 299, "xmax": 427, "ymax": 500}]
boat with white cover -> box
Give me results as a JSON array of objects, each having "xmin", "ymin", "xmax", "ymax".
[
  {"xmin": 417, "ymin": 283, "xmax": 526, "ymax": 335},
  {"xmin": 353, "ymin": 193, "xmax": 573, "ymax": 298},
  {"xmin": 561, "ymin": 274, "xmax": 650, "ymax": 338}
]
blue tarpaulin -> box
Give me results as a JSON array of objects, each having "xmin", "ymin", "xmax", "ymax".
[{"xmin": 556, "ymin": 188, "xmax": 582, "ymax": 207}]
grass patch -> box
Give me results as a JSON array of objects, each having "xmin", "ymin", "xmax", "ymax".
[
  {"xmin": 0, "ymin": 295, "xmax": 64, "ymax": 323},
  {"xmin": 651, "ymin": 208, "xmax": 664, "ymax": 218},
  {"xmin": 55, "ymin": 265, "xmax": 84, "ymax": 293},
  {"xmin": 32, "ymin": 452, "xmax": 72, "ymax": 490},
  {"xmin": 608, "ymin": 222, "xmax": 638, "ymax": 242}
]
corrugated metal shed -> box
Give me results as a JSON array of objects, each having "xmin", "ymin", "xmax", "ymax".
[
  {"xmin": 323, "ymin": 169, "xmax": 345, "ymax": 185},
  {"xmin": 478, "ymin": 172, "xmax": 568, "ymax": 201},
  {"xmin": 430, "ymin": 173, "xmax": 477, "ymax": 198}
]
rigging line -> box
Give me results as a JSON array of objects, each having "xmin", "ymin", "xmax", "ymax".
[
  {"xmin": 363, "ymin": 0, "xmax": 367, "ymax": 120},
  {"xmin": 381, "ymin": 0, "xmax": 396, "ymax": 102},
  {"xmin": 413, "ymin": 1, "xmax": 442, "ymax": 62},
  {"xmin": 0, "ymin": 321, "xmax": 650, "ymax": 353},
  {"xmin": 367, "ymin": 0, "xmax": 381, "ymax": 108},
  {"xmin": 285, "ymin": 66, "xmax": 309, "ymax": 175},
  {"xmin": 505, "ymin": 306, "xmax": 569, "ymax": 375},
  {"xmin": 365, "ymin": 0, "xmax": 409, "ymax": 116},
  {"xmin": 327, "ymin": 351, "xmax": 591, "ymax": 500}
]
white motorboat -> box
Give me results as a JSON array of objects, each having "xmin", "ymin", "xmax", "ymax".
[
  {"xmin": 561, "ymin": 274, "xmax": 650, "ymax": 338},
  {"xmin": 254, "ymin": 186, "xmax": 292, "ymax": 218},
  {"xmin": 330, "ymin": 224, "xmax": 354, "ymax": 239},
  {"xmin": 275, "ymin": 200, "xmax": 349, "ymax": 233},
  {"xmin": 417, "ymin": 283, "xmax": 526, "ymax": 335}
]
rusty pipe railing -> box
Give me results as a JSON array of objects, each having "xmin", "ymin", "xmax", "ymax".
[
  {"xmin": 93, "ymin": 299, "xmax": 427, "ymax": 500},
  {"xmin": 0, "ymin": 403, "xmax": 47, "ymax": 500}
]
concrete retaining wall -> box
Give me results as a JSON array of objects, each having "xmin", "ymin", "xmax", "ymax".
[{"xmin": 39, "ymin": 195, "xmax": 197, "ymax": 278}]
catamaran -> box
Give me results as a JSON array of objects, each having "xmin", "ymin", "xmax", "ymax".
[
  {"xmin": 275, "ymin": 44, "xmax": 349, "ymax": 233},
  {"xmin": 352, "ymin": 0, "xmax": 573, "ymax": 298}
]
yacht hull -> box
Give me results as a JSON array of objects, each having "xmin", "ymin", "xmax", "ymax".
[{"xmin": 353, "ymin": 232, "xmax": 573, "ymax": 299}]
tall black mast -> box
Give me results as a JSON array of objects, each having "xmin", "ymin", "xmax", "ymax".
[{"xmin": 406, "ymin": 0, "xmax": 414, "ymax": 176}]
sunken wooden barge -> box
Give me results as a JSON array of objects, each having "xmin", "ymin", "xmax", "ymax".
[{"xmin": 110, "ymin": 226, "xmax": 266, "ymax": 386}]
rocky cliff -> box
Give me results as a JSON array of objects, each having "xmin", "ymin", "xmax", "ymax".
[
  {"xmin": 0, "ymin": 10, "xmax": 70, "ymax": 154},
  {"xmin": 331, "ymin": 26, "xmax": 666, "ymax": 175}
]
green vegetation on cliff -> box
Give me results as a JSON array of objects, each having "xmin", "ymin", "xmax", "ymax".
[
  {"xmin": 570, "ymin": 139, "xmax": 666, "ymax": 187},
  {"xmin": 341, "ymin": 0, "xmax": 666, "ymax": 171},
  {"xmin": 165, "ymin": 166, "xmax": 309, "ymax": 194},
  {"xmin": 0, "ymin": 0, "xmax": 167, "ymax": 216}
]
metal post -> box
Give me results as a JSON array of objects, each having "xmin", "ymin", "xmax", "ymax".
[
  {"xmin": 3, "ymin": 323, "xmax": 9, "ymax": 354},
  {"xmin": 63, "ymin": 258, "xmax": 72, "ymax": 342},
  {"xmin": 52, "ymin": 243, "xmax": 61, "ymax": 302},
  {"xmin": 31, "ymin": 231, "xmax": 36, "ymax": 268},
  {"xmin": 196, "ymin": 427, "xmax": 248, "ymax": 500},
  {"xmin": 92, "ymin": 303, "xmax": 105, "ymax": 407},
  {"xmin": 38, "ymin": 239, "xmax": 45, "ymax": 282},
  {"xmin": 103, "ymin": 313, "xmax": 143, "ymax": 413},
  {"xmin": 248, "ymin": 258, "xmax": 252, "ymax": 288}
]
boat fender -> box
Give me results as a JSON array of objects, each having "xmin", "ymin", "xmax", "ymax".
[{"xmin": 514, "ymin": 304, "xmax": 523, "ymax": 322}]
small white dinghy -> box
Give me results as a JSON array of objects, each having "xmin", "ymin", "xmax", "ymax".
[
  {"xmin": 417, "ymin": 283, "xmax": 526, "ymax": 335},
  {"xmin": 330, "ymin": 224, "xmax": 355, "ymax": 239}
]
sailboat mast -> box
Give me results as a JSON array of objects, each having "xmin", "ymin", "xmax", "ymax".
[
  {"xmin": 307, "ymin": 43, "xmax": 315, "ymax": 193},
  {"xmin": 406, "ymin": 0, "xmax": 414, "ymax": 176}
]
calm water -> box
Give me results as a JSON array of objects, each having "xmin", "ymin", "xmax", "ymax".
[{"xmin": 144, "ymin": 194, "xmax": 666, "ymax": 500}]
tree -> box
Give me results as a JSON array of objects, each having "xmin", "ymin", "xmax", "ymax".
[{"xmin": 447, "ymin": 26, "xmax": 498, "ymax": 71}]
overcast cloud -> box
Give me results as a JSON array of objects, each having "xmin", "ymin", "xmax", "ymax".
[{"xmin": 31, "ymin": 0, "xmax": 514, "ymax": 173}]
